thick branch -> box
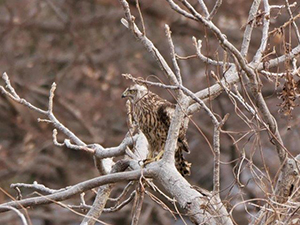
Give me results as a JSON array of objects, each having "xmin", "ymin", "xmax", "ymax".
[
  {"xmin": 162, "ymin": 95, "xmax": 188, "ymax": 164},
  {"xmin": 155, "ymin": 162, "xmax": 233, "ymax": 225},
  {"xmin": 92, "ymin": 134, "xmax": 140, "ymax": 159},
  {"xmin": 241, "ymin": 0, "xmax": 262, "ymax": 57},
  {"xmin": 252, "ymin": 0, "xmax": 271, "ymax": 64},
  {"xmin": 0, "ymin": 169, "xmax": 154, "ymax": 213},
  {"xmin": 80, "ymin": 185, "xmax": 112, "ymax": 225}
]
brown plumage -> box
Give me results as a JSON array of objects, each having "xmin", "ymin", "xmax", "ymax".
[{"xmin": 122, "ymin": 84, "xmax": 191, "ymax": 176}]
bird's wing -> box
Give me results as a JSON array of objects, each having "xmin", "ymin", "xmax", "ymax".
[
  {"xmin": 157, "ymin": 101, "xmax": 175, "ymax": 128},
  {"xmin": 177, "ymin": 136, "xmax": 190, "ymax": 153},
  {"xmin": 157, "ymin": 101, "xmax": 190, "ymax": 153}
]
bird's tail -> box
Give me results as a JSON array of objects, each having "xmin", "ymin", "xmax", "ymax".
[
  {"xmin": 178, "ymin": 138, "xmax": 190, "ymax": 153},
  {"xmin": 175, "ymin": 149, "xmax": 191, "ymax": 176}
]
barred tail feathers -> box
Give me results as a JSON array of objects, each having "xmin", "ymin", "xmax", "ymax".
[{"xmin": 175, "ymin": 148, "xmax": 191, "ymax": 176}]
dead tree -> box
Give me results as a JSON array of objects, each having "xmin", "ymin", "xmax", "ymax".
[{"xmin": 0, "ymin": 0, "xmax": 300, "ymax": 224}]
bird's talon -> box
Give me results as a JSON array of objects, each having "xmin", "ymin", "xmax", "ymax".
[{"xmin": 143, "ymin": 158, "xmax": 155, "ymax": 165}]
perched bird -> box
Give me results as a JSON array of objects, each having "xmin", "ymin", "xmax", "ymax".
[{"xmin": 122, "ymin": 84, "xmax": 191, "ymax": 176}]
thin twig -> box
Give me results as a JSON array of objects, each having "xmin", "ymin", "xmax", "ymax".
[
  {"xmin": 145, "ymin": 191, "xmax": 177, "ymax": 220},
  {"xmin": 136, "ymin": 0, "xmax": 146, "ymax": 36},
  {"xmin": 268, "ymin": 13, "xmax": 300, "ymax": 36},
  {"xmin": 11, "ymin": 181, "xmax": 70, "ymax": 194},
  {"xmin": 252, "ymin": 0, "xmax": 271, "ymax": 64},
  {"xmin": 209, "ymin": 0, "xmax": 222, "ymax": 20},
  {"xmin": 44, "ymin": 0, "xmax": 68, "ymax": 23},
  {"xmin": 32, "ymin": 192, "xmax": 109, "ymax": 225},
  {"xmin": 165, "ymin": 0, "xmax": 196, "ymax": 20},
  {"xmin": 193, "ymin": 37, "xmax": 234, "ymax": 66},
  {"xmin": 173, "ymin": 200, "xmax": 188, "ymax": 225},
  {"xmin": 105, "ymin": 191, "xmax": 136, "ymax": 213},
  {"xmin": 119, "ymin": 0, "xmax": 179, "ymax": 85},
  {"xmin": 284, "ymin": 0, "xmax": 300, "ymax": 43},
  {"xmin": 0, "ymin": 73, "xmax": 48, "ymax": 114},
  {"xmin": 131, "ymin": 183, "xmax": 145, "ymax": 225},
  {"xmin": 108, "ymin": 181, "xmax": 134, "ymax": 202},
  {"xmin": 165, "ymin": 24, "xmax": 182, "ymax": 85},
  {"xmin": 0, "ymin": 206, "xmax": 28, "ymax": 225},
  {"xmin": 197, "ymin": 0, "xmax": 209, "ymax": 18}
]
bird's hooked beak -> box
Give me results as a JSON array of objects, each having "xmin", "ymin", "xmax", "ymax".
[{"xmin": 121, "ymin": 88, "xmax": 129, "ymax": 98}]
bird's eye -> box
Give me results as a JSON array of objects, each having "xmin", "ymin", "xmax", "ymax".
[{"xmin": 129, "ymin": 89, "xmax": 137, "ymax": 93}]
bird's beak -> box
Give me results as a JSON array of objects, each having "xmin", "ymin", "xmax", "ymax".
[{"xmin": 121, "ymin": 88, "xmax": 128, "ymax": 98}]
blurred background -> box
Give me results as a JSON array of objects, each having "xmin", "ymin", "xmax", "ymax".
[{"xmin": 0, "ymin": 0, "xmax": 299, "ymax": 224}]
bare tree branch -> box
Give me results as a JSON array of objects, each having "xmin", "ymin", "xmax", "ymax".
[
  {"xmin": 119, "ymin": 0, "xmax": 179, "ymax": 86},
  {"xmin": 241, "ymin": 0, "xmax": 262, "ymax": 57},
  {"xmin": 1, "ymin": 1, "xmax": 300, "ymax": 224},
  {"xmin": 197, "ymin": 0, "xmax": 209, "ymax": 18},
  {"xmin": 209, "ymin": 0, "xmax": 223, "ymax": 20},
  {"xmin": 131, "ymin": 183, "xmax": 145, "ymax": 225},
  {"xmin": 165, "ymin": 24, "xmax": 182, "ymax": 85},
  {"xmin": 0, "ymin": 206, "xmax": 28, "ymax": 225},
  {"xmin": 80, "ymin": 185, "xmax": 112, "ymax": 225},
  {"xmin": 193, "ymin": 37, "xmax": 233, "ymax": 66},
  {"xmin": 11, "ymin": 181, "xmax": 69, "ymax": 195},
  {"xmin": 0, "ymin": 169, "xmax": 154, "ymax": 213},
  {"xmin": 284, "ymin": 0, "xmax": 300, "ymax": 43},
  {"xmin": 252, "ymin": 0, "xmax": 271, "ymax": 64}
]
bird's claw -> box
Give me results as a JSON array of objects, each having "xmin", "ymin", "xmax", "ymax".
[{"xmin": 142, "ymin": 150, "xmax": 164, "ymax": 167}]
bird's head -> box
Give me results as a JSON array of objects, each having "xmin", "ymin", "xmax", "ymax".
[{"xmin": 122, "ymin": 84, "xmax": 148, "ymax": 103}]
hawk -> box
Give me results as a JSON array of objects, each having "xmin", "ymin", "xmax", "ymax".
[{"xmin": 122, "ymin": 84, "xmax": 191, "ymax": 176}]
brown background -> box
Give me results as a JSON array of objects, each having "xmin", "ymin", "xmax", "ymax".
[{"xmin": 0, "ymin": 0, "xmax": 299, "ymax": 224}]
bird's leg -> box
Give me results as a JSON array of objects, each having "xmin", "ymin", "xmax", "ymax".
[
  {"xmin": 153, "ymin": 149, "xmax": 164, "ymax": 161},
  {"xmin": 143, "ymin": 158, "xmax": 155, "ymax": 165},
  {"xmin": 143, "ymin": 149, "xmax": 164, "ymax": 165},
  {"xmin": 143, "ymin": 152, "xmax": 156, "ymax": 165}
]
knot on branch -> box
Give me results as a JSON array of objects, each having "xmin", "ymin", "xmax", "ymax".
[{"xmin": 275, "ymin": 156, "xmax": 300, "ymax": 203}]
